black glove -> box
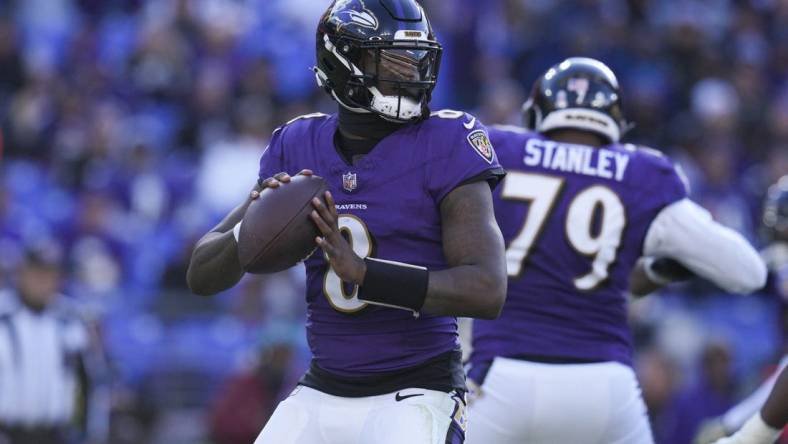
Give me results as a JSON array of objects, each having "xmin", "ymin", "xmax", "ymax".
[{"xmin": 644, "ymin": 257, "xmax": 695, "ymax": 284}]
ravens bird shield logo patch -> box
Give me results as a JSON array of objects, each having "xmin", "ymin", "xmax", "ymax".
[
  {"xmin": 467, "ymin": 130, "xmax": 494, "ymax": 164},
  {"xmin": 333, "ymin": 0, "xmax": 379, "ymax": 31}
]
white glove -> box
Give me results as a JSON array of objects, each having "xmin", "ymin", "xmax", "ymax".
[
  {"xmin": 711, "ymin": 414, "xmax": 781, "ymax": 444},
  {"xmin": 695, "ymin": 418, "xmax": 728, "ymax": 444}
]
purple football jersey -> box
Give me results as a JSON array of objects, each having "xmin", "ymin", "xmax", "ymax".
[
  {"xmin": 258, "ymin": 111, "xmax": 503, "ymax": 377},
  {"xmin": 469, "ymin": 126, "xmax": 687, "ymax": 378}
]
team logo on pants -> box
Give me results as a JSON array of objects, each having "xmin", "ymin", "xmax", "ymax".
[{"xmin": 451, "ymin": 392, "xmax": 468, "ymax": 432}]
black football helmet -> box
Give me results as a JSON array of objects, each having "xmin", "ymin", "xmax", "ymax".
[
  {"xmin": 763, "ymin": 175, "xmax": 788, "ymax": 242},
  {"xmin": 523, "ymin": 57, "xmax": 631, "ymax": 143},
  {"xmin": 314, "ymin": 0, "xmax": 442, "ymax": 122}
]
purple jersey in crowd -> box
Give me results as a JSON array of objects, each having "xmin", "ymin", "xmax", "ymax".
[
  {"xmin": 258, "ymin": 111, "xmax": 503, "ymax": 378},
  {"xmin": 469, "ymin": 126, "xmax": 687, "ymax": 380}
]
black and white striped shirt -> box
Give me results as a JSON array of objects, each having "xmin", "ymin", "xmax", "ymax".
[{"xmin": 0, "ymin": 290, "xmax": 89, "ymax": 427}]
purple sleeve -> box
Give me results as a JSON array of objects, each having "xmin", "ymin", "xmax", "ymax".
[
  {"xmin": 257, "ymin": 126, "xmax": 287, "ymax": 185},
  {"xmin": 655, "ymin": 157, "xmax": 689, "ymax": 208},
  {"xmin": 633, "ymin": 147, "xmax": 689, "ymax": 210},
  {"xmin": 426, "ymin": 115, "xmax": 506, "ymax": 204}
]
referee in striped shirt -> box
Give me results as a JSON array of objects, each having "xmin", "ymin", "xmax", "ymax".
[{"xmin": 0, "ymin": 242, "xmax": 108, "ymax": 444}]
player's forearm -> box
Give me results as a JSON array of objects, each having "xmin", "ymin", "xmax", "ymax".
[
  {"xmin": 422, "ymin": 264, "xmax": 506, "ymax": 319},
  {"xmin": 187, "ymin": 185, "xmax": 260, "ymax": 296},
  {"xmin": 422, "ymin": 181, "xmax": 507, "ymax": 319},
  {"xmin": 187, "ymin": 231, "xmax": 245, "ymax": 296},
  {"xmin": 629, "ymin": 257, "xmax": 695, "ymax": 297},
  {"xmin": 628, "ymin": 259, "xmax": 664, "ymax": 297},
  {"xmin": 761, "ymin": 365, "xmax": 788, "ymax": 429}
]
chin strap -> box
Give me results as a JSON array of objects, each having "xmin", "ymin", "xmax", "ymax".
[
  {"xmin": 367, "ymin": 86, "xmax": 423, "ymax": 120},
  {"xmin": 313, "ymin": 66, "xmax": 331, "ymax": 94}
]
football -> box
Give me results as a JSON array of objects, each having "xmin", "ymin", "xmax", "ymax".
[{"xmin": 237, "ymin": 174, "xmax": 327, "ymax": 274}]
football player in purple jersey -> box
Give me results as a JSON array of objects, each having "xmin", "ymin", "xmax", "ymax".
[
  {"xmin": 465, "ymin": 57, "xmax": 767, "ymax": 444},
  {"xmin": 187, "ymin": 1, "xmax": 507, "ymax": 443},
  {"xmin": 695, "ymin": 176, "xmax": 788, "ymax": 444}
]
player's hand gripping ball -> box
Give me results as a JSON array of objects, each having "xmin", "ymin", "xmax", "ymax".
[
  {"xmin": 237, "ymin": 170, "xmax": 327, "ymax": 273},
  {"xmin": 310, "ymin": 190, "xmax": 367, "ymax": 285}
]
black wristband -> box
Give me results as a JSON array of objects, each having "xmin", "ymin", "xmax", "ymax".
[{"xmin": 358, "ymin": 258, "xmax": 429, "ymax": 314}]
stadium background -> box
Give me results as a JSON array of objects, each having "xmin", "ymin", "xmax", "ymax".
[{"xmin": 0, "ymin": 0, "xmax": 786, "ymax": 443}]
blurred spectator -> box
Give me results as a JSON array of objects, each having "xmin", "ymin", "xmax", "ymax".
[
  {"xmin": 638, "ymin": 347, "xmax": 681, "ymax": 444},
  {"xmin": 477, "ymin": 78, "xmax": 526, "ymax": 127},
  {"xmin": 660, "ymin": 342, "xmax": 738, "ymax": 444},
  {"xmin": 208, "ymin": 327, "xmax": 299, "ymax": 444},
  {"xmin": 0, "ymin": 242, "xmax": 109, "ymax": 444},
  {"xmin": 0, "ymin": 19, "xmax": 25, "ymax": 103},
  {"xmin": 105, "ymin": 384, "xmax": 158, "ymax": 444}
]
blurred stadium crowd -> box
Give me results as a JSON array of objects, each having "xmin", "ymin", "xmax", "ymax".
[{"xmin": 0, "ymin": 0, "xmax": 786, "ymax": 443}]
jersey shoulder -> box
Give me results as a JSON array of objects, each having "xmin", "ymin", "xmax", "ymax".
[
  {"xmin": 420, "ymin": 109, "xmax": 496, "ymax": 164},
  {"xmin": 277, "ymin": 112, "xmax": 334, "ymax": 136},
  {"xmin": 615, "ymin": 143, "xmax": 675, "ymax": 172},
  {"xmin": 269, "ymin": 113, "xmax": 334, "ymax": 152},
  {"xmin": 487, "ymin": 124, "xmax": 533, "ymax": 136},
  {"xmin": 613, "ymin": 143, "xmax": 689, "ymax": 201},
  {"xmin": 608, "ymin": 143, "xmax": 680, "ymax": 180},
  {"xmin": 419, "ymin": 109, "xmax": 479, "ymax": 139},
  {"xmin": 487, "ymin": 124, "xmax": 539, "ymax": 141},
  {"xmin": 486, "ymin": 125, "xmax": 542, "ymax": 157}
]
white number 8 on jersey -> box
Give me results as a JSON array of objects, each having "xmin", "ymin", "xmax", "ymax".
[{"xmin": 322, "ymin": 215, "xmax": 373, "ymax": 313}]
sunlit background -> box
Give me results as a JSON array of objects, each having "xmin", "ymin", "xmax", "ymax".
[{"xmin": 0, "ymin": 0, "xmax": 786, "ymax": 443}]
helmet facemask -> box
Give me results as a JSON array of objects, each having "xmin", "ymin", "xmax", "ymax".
[{"xmin": 316, "ymin": 33, "xmax": 442, "ymax": 122}]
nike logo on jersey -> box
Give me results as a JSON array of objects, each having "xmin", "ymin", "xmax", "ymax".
[
  {"xmin": 463, "ymin": 116, "xmax": 476, "ymax": 130},
  {"xmin": 395, "ymin": 392, "xmax": 424, "ymax": 402}
]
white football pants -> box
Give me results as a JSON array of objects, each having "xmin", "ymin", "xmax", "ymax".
[
  {"xmin": 466, "ymin": 357, "xmax": 654, "ymax": 444},
  {"xmin": 254, "ymin": 385, "xmax": 466, "ymax": 444}
]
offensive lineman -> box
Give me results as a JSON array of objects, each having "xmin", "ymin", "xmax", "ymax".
[
  {"xmin": 466, "ymin": 57, "xmax": 767, "ymax": 444},
  {"xmin": 187, "ymin": 1, "xmax": 507, "ymax": 443}
]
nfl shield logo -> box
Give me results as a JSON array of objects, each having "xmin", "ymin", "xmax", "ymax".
[{"xmin": 342, "ymin": 172, "xmax": 358, "ymax": 192}]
